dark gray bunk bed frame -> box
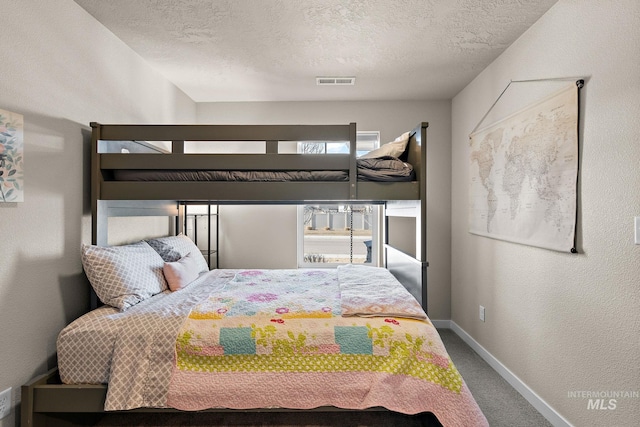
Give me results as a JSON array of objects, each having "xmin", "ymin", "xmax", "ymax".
[{"xmin": 21, "ymin": 121, "xmax": 431, "ymax": 427}]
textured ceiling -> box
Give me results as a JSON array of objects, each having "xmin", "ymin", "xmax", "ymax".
[{"xmin": 74, "ymin": 0, "xmax": 558, "ymax": 102}]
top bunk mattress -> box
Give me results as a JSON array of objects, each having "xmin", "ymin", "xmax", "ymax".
[{"xmin": 111, "ymin": 156, "xmax": 415, "ymax": 182}]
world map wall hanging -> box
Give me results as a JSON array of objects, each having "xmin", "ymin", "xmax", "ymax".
[{"xmin": 469, "ymin": 81, "xmax": 582, "ymax": 252}]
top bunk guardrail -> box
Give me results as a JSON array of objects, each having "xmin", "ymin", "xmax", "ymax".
[{"xmin": 90, "ymin": 122, "xmax": 427, "ymax": 203}]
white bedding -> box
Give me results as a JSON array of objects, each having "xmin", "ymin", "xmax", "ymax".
[{"xmin": 58, "ymin": 270, "xmax": 228, "ymax": 390}]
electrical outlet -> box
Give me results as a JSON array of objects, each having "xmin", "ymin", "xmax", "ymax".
[
  {"xmin": 0, "ymin": 387, "xmax": 11, "ymax": 420},
  {"xmin": 479, "ymin": 305, "xmax": 486, "ymax": 322}
]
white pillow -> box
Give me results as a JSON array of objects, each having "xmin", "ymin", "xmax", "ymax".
[
  {"xmin": 146, "ymin": 234, "xmax": 209, "ymax": 274},
  {"xmin": 359, "ymin": 131, "xmax": 410, "ymax": 159},
  {"xmin": 163, "ymin": 252, "xmax": 202, "ymax": 291},
  {"xmin": 81, "ymin": 241, "xmax": 168, "ymax": 310}
]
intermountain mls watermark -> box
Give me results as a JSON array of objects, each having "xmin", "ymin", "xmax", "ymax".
[{"xmin": 568, "ymin": 390, "xmax": 639, "ymax": 410}]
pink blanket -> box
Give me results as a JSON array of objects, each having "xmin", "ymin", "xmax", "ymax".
[{"xmin": 166, "ymin": 268, "xmax": 488, "ymax": 426}]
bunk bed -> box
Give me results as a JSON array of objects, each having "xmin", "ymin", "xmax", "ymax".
[
  {"xmin": 89, "ymin": 121, "xmax": 428, "ymax": 306},
  {"xmin": 21, "ymin": 122, "xmax": 487, "ymax": 427}
]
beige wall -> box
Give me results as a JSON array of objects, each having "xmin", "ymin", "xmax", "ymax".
[
  {"xmin": 197, "ymin": 101, "xmax": 452, "ymax": 318},
  {"xmin": 451, "ymin": 1, "xmax": 640, "ymax": 425},
  {"xmin": 0, "ymin": 1, "xmax": 195, "ymax": 426},
  {"xmin": 218, "ymin": 205, "xmax": 299, "ymax": 269},
  {"xmin": 8, "ymin": 1, "xmax": 633, "ymax": 426}
]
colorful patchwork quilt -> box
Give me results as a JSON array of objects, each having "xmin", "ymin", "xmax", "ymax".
[{"xmin": 165, "ymin": 267, "xmax": 488, "ymax": 426}]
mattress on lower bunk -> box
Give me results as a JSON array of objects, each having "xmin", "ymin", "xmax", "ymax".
[
  {"xmin": 57, "ymin": 266, "xmax": 487, "ymax": 426},
  {"xmin": 111, "ymin": 156, "xmax": 415, "ymax": 182}
]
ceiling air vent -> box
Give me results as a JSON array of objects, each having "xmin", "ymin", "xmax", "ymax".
[{"xmin": 316, "ymin": 76, "xmax": 356, "ymax": 86}]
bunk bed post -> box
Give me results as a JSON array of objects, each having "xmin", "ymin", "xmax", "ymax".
[
  {"xmin": 90, "ymin": 122, "xmax": 101, "ymax": 246},
  {"xmin": 412, "ymin": 122, "xmax": 428, "ymax": 261},
  {"xmin": 348, "ymin": 122, "xmax": 357, "ymax": 199},
  {"xmin": 89, "ymin": 122, "xmax": 105, "ymax": 310},
  {"xmin": 383, "ymin": 122, "xmax": 429, "ymax": 312},
  {"xmin": 90, "ymin": 123, "xmax": 110, "ymax": 248},
  {"xmin": 417, "ymin": 122, "xmax": 429, "ymax": 311}
]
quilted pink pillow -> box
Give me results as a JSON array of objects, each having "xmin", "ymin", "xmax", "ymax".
[{"xmin": 163, "ymin": 252, "xmax": 202, "ymax": 291}]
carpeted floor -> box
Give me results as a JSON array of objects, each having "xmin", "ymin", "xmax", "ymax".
[
  {"xmin": 437, "ymin": 329, "xmax": 552, "ymax": 427},
  {"xmin": 52, "ymin": 328, "xmax": 551, "ymax": 427}
]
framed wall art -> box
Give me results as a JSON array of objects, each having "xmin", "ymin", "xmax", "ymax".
[{"xmin": 0, "ymin": 108, "xmax": 24, "ymax": 202}]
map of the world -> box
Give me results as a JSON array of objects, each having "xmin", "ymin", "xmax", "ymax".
[{"xmin": 469, "ymin": 84, "xmax": 578, "ymax": 252}]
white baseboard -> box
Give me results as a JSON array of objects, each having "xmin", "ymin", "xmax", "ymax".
[
  {"xmin": 430, "ymin": 319, "xmax": 451, "ymax": 329},
  {"xmin": 431, "ymin": 320, "xmax": 573, "ymax": 427}
]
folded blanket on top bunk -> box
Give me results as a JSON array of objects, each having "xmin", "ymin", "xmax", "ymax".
[
  {"xmin": 111, "ymin": 156, "xmax": 415, "ymax": 182},
  {"xmin": 58, "ymin": 265, "xmax": 487, "ymax": 426},
  {"xmin": 356, "ymin": 156, "xmax": 416, "ymax": 181}
]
